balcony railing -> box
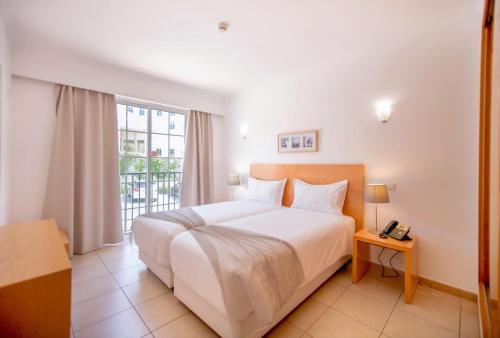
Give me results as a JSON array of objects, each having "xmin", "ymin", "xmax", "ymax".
[{"xmin": 120, "ymin": 171, "xmax": 182, "ymax": 233}]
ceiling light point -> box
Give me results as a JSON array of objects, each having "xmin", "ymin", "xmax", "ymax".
[{"xmin": 218, "ymin": 21, "xmax": 229, "ymax": 32}]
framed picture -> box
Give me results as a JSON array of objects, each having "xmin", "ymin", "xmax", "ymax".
[{"xmin": 277, "ymin": 130, "xmax": 318, "ymax": 153}]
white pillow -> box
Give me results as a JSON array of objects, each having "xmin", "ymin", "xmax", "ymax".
[
  {"xmin": 291, "ymin": 179, "xmax": 348, "ymax": 215},
  {"xmin": 246, "ymin": 177, "xmax": 287, "ymax": 206}
]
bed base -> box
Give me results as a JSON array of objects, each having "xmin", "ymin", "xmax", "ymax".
[
  {"xmin": 138, "ymin": 249, "xmax": 174, "ymax": 288},
  {"xmin": 174, "ymin": 255, "xmax": 352, "ymax": 338}
]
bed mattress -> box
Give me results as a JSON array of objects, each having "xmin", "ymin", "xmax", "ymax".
[
  {"xmin": 133, "ymin": 200, "xmax": 281, "ymax": 268},
  {"xmin": 170, "ymin": 207, "xmax": 355, "ymax": 318}
]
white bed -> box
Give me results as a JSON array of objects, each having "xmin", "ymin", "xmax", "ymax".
[
  {"xmin": 133, "ymin": 200, "xmax": 281, "ymax": 287},
  {"xmin": 170, "ymin": 207, "xmax": 355, "ymax": 338}
]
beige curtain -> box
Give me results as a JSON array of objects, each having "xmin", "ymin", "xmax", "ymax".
[
  {"xmin": 43, "ymin": 85, "xmax": 123, "ymax": 254},
  {"xmin": 180, "ymin": 110, "xmax": 213, "ymax": 207}
]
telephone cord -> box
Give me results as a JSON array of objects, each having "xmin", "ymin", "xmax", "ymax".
[{"xmin": 377, "ymin": 247, "xmax": 400, "ymax": 278}]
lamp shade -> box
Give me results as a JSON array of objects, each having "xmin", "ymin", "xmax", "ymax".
[
  {"xmin": 365, "ymin": 184, "xmax": 389, "ymax": 203},
  {"xmin": 227, "ymin": 174, "xmax": 241, "ymax": 186}
]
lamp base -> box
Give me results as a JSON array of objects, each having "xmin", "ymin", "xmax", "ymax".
[{"xmin": 368, "ymin": 229, "xmax": 380, "ymax": 235}]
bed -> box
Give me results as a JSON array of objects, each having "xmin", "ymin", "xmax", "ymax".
[
  {"xmin": 133, "ymin": 200, "xmax": 282, "ymax": 287},
  {"xmin": 170, "ymin": 163, "xmax": 365, "ymax": 338}
]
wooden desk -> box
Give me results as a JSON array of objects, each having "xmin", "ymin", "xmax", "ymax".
[
  {"xmin": 59, "ymin": 228, "xmax": 70, "ymax": 255},
  {"xmin": 0, "ymin": 219, "xmax": 71, "ymax": 337},
  {"xmin": 352, "ymin": 228, "xmax": 418, "ymax": 303}
]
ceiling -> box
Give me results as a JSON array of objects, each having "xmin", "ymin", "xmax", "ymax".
[{"xmin": 0, "ymin": 0, "xmax": 482, "ymax": 95}]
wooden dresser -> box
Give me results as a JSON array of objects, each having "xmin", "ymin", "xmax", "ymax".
[{"xmin": 0, "ymin": 219, "xmax": 71, "ymax": 338}]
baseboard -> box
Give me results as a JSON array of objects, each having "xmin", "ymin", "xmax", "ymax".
[
  {"xmin": 369, "ymin": 262, "xmax": 477, "ymax": 301},
  {"xmin": 418, "ymin": 276, "xmax": 477, "ymax": 301}
]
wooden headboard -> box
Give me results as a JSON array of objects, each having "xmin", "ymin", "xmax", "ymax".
[{"xmin": 250, "ymin": 163, "xmax": 364, "ymax": 231}]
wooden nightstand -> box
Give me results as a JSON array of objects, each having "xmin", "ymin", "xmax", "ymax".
[{"xmin": 352, "ymin": 228, "xmax": 418, "ymax": 303}]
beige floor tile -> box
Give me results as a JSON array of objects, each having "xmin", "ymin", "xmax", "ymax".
[
  {"xmin": 307, "ymin": 309, "xmax": 379, "ymax": 338},
  {"xmin": 329, "ymin": 267, "xmax": 352, "ymax": 288},
  {"xmin": 72, "ymin": 289, "xmax": 132, "ymax": 331},
  {"xmin": 72, "ymin": 262, "xmax": 109, "ymax": 285},
  {"xmin": 331, "ymin": 289, "xmax": 393, "ymax": 331},
  {"xmin": 461, "ymin": 308, "xmax": 480, "ymax": 338},
  {"xmin": 113, "ymin": 264, "xmax": 155, "ymax": 287},
  {"xmin": 123, "ymin": 276, "xmax": 170, "ymax": 305},
  {"xmin": 103, "ymin": 253, "xmax": 144, "ymax": 273},
  {"xmin": 396, "ymin": 292, "xmax": 460, "ymax": 332},
  {"xmin": 97, "ymin": 244, "xmax": 136, "ymax": 261},
  {"xmin": 461, "ymin": 298, "xmax": 478, "ymax": 313},
  {"xmin": 416, "ymin": 284, "xmax": 461, "ymax": 307},
  {"xmin": 383, "ymin": 308, "xmax": 458, "ymax": 338},
  {"xmin": 72, "ymin": 274, "xmax": 120, "ymax": 304},
  {"xmin": 74, "ymin": 308, "xmax": 149, "ymax": 338},
  {"xmin": 265, "ymin": 321, "xmax": 303, "ymax": 338},
  {"xmin": 286, "ymin": 298, "xmax": 328, "ymax": 331},
  {"xmin": 71, "ymin": 252, "xmax": 102, "ymax": 269},
  {"xmin": 125, "ymin": 234, "xmax": 140, "ymax": 251},
  {"xmin": 311, "ymin": 280, "xmax": 346, "ymax": 306},
  {"xmin": 300, "ymin": 334, "xmax": 312, "ymax": 338},
  {"xmin": 350, "ymin": 276, "xmax": 402, "ymax": 306},
  {"xmin": 135, "ymin": 292, "xmax": 189, "ymax": 331},
  {"xmin": 152, "ymin": 312, "xmax": 218, "ymax": 338}
]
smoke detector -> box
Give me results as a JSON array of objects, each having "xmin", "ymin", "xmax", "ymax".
[{"xmin": 218, "ymin": 22, "xmax": 229, "ymax": 32}]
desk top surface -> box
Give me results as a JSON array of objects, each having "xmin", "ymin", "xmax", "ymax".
[
  {"xmin": 0, "ymin": 219, "xmax": 71, "ymax": 288},
  {"xmin": 355, "ymin": 228, "xmax": 416, "ymax": 251}
]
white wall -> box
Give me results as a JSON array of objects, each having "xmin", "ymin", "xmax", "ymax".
[
  {"xmin": 7, "ymin": 76, "xmax": 56, "ymax": 223},
  {"xmin": 224, "ymin": 10, "xmax": 480, "ymax": 292},
  {"xmin": 11, "ymin": 42, "xmax": 226, "ymax": 116},
  {"xmin": 7, "ymin": 75, "xmax": 227, "ymax": 224},
  {"xmin": 0, "ymin": 8, "xmax": 11, "ymax": 224}
]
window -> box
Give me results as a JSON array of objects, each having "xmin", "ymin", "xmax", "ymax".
[
  {"xmin": 137, "ymin": 140, "xmax": 145, "ymax": 153},
  {"xmin": 117, "ymin": 102, "xmax": 186, "ymax": 233}
]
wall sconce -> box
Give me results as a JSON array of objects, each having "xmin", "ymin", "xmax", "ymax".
[
  {"xmin": 240, "ymin": 123, "xmax": 249, "ymax": 139},
  {"xmin": 375, "ymin": 100, "xmax": 393, "ymax": 123}
]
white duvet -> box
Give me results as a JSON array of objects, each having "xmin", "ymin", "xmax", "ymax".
[
  {"xmin": 170, "ymin": 208, "xmax": 355, "ymax": 317},
  {"xmin": 133, "ymin": 200, "xmax": 281, "ymax": 267}
]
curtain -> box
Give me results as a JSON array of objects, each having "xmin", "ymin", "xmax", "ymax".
[
  {"xmin": 43, "ymin": 85, "xmax": 123, "ymax": 255},
  {"xmin": 180, "ymin": 110, "xmax": 213, "ymax": 207}
]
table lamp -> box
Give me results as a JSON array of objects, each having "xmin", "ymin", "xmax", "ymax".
[
  {"xmin": 365, "ymin": 184, "xmax": 389, "ymax": 234},
  {"xmin": 227, "ymin": 174, "xmax": 241, "ymax": 200}
]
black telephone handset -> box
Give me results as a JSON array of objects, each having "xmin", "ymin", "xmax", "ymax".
[{"xmin": 380, "ymin": 220, "xmax": 411, "ymax": 241}]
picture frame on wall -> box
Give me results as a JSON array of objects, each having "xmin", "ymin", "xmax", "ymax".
[{"xmin": 277, "ymin": 130, "xmax": 318, "ymax": 153}]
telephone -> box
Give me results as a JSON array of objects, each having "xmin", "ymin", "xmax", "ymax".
[{"xmin": 379, "ymin": 220, "xmax": 411, "ymax": 241}]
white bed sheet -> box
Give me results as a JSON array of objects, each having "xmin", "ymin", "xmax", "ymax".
[
  {"xmin": 170, "ymin": 208, "xmax": 355, "ymax": 318},
  {"xmin": 133, "ymin": 200, "xmax": 281, "ymax": 267}
]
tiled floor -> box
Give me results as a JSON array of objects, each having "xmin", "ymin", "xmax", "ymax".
[{"xmin": 70, "ymin": 237, "xmax": 480, "ymax": 338}]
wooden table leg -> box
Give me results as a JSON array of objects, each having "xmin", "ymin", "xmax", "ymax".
[
  {"xmin": 352, "ymin": 237, "xmax": 371, "ymax": 283},
  {"xmin": 404, "ymin": 244, "xmax": 418, "ymax": 303}
]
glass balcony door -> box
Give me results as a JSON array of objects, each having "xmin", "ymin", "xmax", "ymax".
[{"xmin": 117, "ymin": 102, "xmax": 186, "ymax": 233}]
